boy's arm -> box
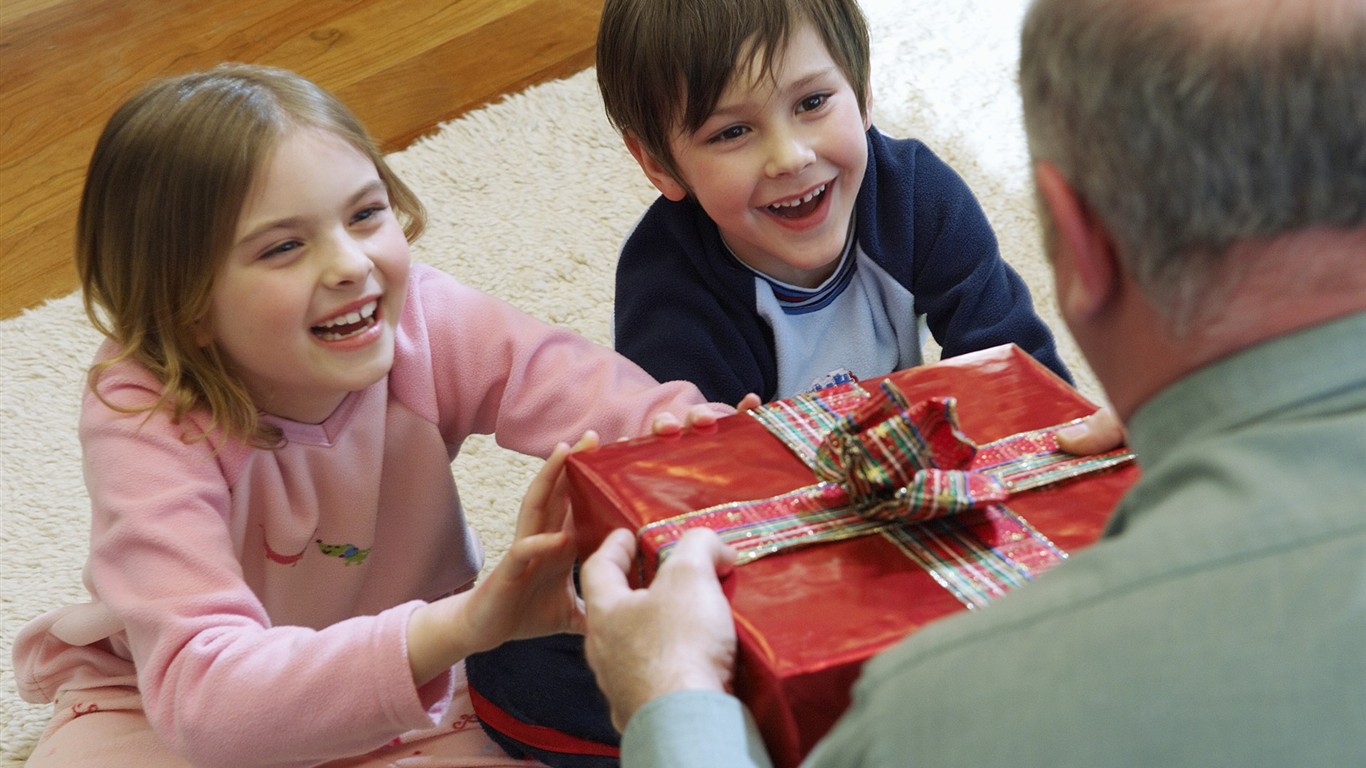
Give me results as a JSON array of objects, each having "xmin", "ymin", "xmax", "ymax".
[
  {"xmin": 872, "ymin": 136, "xmax": 1071, "ymax": 383},
  {"xmin": 613, "ymin": 286, "xmax": 766, "ymax": 406},
  {"xmin": 613, "ymin": 201, "xmax": 778, "ymax": 403}
]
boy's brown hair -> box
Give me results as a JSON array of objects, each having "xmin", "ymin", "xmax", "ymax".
[
  {"xmin": 78, "ymin": 64, "xmax": 426, "ymax": 447},
  {"xmin": 597, "ymin": 0, "xmax": 871, "ymax": 184}
]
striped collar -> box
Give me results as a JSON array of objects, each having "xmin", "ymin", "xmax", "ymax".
[{"xmin": 728, "ymin": 217, "xmax": 858, "ymax": 315}]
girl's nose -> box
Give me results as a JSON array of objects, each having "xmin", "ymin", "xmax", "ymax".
[{"xmin": 322, "ymin": 233, "xmax": 373, "ymax": 287}]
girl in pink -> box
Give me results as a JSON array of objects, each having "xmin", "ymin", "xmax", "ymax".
[{"xmin": 12, "ymin": 64, "xmax": 741, "ymax": 767}]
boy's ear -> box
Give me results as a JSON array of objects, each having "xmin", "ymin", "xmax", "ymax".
[
  {"xmin": 1033, "ymin": 161, "xmax": 1120, "ymax": 323},
  {"xmin": 624, "ymin": 132, "xmax": 689, "ymax": 202}
]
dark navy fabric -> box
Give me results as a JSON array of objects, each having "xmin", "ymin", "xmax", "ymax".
[{"xmin": 466, "ymin": 633, "xmax": 619, "ymax": 767}]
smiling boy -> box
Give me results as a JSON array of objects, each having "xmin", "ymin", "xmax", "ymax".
[{"xmin": 601, "ymin": 0, "xmax": 1069, "ymax": 404}]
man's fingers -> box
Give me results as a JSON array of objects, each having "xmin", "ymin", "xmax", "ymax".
[
  {"xmin": 580, "ymin": 529, "xmax": 638, "ymax": 605},
  {"xmin": 654, "ymin": 528, "xmax": 737, "ymax": 588}
]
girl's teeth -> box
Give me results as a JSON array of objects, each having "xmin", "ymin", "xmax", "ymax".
[
  {"xmin": 312, "ymin": 300, "xmax": 379, "ymax": 340},
  {"xmin": 318, "ymin": 300, "xmax": 377, "ymax": 329}
]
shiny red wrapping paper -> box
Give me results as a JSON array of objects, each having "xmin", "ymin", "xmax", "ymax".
[{"xmin": 568, "ymin": 345, "xmax": 1139, "ymax": 767}]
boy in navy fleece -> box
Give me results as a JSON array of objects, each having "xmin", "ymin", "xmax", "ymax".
[{"xmin": 600, "ymin": 0, "xmax": 1068, "ymax": 404}]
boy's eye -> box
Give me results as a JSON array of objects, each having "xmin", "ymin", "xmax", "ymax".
[
  {"xmin": 797, "ymin": 94, "xmax": 829, "ymax": 113},
  {"xmin": 708, "ymin": 125, "xmax": 749, "ymax": 144}
]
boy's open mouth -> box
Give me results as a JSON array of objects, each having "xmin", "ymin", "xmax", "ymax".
[
  {"xmin": 312, "ymin": 300, "xmax": 379, "ymax": 341},
  {"xmin": 767, "ymin": 183, "xmax": 828, "ymax": 220}
]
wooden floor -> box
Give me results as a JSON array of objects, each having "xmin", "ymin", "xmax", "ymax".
[{"xmin": 0, "ymin": 0, "xmax": 604, "ymax": 319}]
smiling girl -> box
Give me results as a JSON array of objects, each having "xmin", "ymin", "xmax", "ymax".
[{"xmin": 12, "ymin": 64, "xmax": 739, "ymax": 768}]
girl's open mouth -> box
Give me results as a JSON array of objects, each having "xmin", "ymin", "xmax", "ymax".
[{"xmin": 312, "ymin": 300, "xmax": 378, "ymax": 341}]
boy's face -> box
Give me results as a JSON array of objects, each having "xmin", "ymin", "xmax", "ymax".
[{"xmin": 634, "ymin": 23, "xmax": 870, "ymax": 288}]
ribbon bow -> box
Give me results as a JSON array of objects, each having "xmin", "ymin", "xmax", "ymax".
[{"xmin": 811, "ymin": 386, "xmax": 1008, "ymax": 522}]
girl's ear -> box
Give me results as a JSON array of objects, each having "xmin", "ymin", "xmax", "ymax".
[
  {"xmin": 193, "ymin": 317, "xmax": 215, "ymax": 348},
  {"xmin": 623, "ymin": 132, "xmax": 689, "ymax": 202}
]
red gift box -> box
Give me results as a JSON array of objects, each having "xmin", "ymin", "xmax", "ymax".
[{"xmin": 569, "ymin": 345, "xmax": 1138, "ymax": 767}]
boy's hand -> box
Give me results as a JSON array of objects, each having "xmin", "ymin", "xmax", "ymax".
[
  {"xmin": 649, "ymin": 393, "xmax": 762, "ymax": 436},
  {"xmin": 1055, "ymin": 406, "xmax": 1127, "ymax": 454}
]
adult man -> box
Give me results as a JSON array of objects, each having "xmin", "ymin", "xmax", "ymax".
[{"xmin": 578, "ymin": 0, "xmax": 1366, "ymax": 765}]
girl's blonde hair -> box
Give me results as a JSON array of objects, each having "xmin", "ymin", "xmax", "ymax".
[{"xmin": 78, "ymin": 63, "xmax": 426, "ymax": 447}]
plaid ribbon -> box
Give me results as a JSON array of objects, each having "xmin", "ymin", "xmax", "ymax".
[{"xmin": 639, "ymin": 379, "xmax": 1133, "ymax": 609}]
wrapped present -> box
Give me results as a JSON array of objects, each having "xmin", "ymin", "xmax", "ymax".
[{"xmin": 568, "ymin": 345, "xmax": 1138, "ymax": 768}]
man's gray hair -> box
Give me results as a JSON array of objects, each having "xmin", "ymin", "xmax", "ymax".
[{"xmin": 1019, "ymin": 0, "xmax": 1366, "ymax": 330}]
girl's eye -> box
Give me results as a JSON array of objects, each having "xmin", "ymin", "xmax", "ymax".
[
  {"xmin": 708, "ymin": 125, "xmax": 749, "ymax": 144},
  {"xmin": 352, "ymin": 204, "xmax": 388, "ymax": 225},
  {"xmin": 798, "ymin": 94, "xmax": 829, "ymax": 113},
  {"xmin": 262, "ymin": 240, "xmax": 301, "ymax": 259}
]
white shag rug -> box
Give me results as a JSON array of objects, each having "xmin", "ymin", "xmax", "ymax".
[{"xmin": 0, "ymin": 1, "xmax": 1099, "ymax": 762}]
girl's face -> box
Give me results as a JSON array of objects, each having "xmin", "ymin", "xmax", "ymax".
[{"xmin": 204, "ymin": 127, "xmax": 411, "ymax": 423}]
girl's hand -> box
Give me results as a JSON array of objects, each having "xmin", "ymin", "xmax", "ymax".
[
  {"xmin": 649, "ymin": 393, "xmax": 761, "ymax": 436},
  {"xmin": 406, "ymin": 433, "xmax": 596, "ymax": 685},
  {"xmin": 475, "ymin": 431, "xmax": 596, "ymax": 641}
]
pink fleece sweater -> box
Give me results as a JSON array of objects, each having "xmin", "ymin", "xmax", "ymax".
[{"xmin": 13, "ymin": 264, "xmax": 711, "ymax": 767}]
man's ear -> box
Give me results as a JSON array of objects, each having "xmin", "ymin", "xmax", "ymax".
[
  {"xmin": 1033, "ymin": 161, "xmax": 1120, "ymax": 322},
  {"xmin": 623, "ymin": 132, "xmax": 689, "ymax": 202}
]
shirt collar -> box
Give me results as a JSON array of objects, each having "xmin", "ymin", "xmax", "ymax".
[{"xmin": 1125, "ymin": 310, "xmax": 1366, "ymax": 470}]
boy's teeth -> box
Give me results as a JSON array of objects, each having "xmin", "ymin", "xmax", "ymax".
[{"xmin": 770, "ymin": 184, "xmax": 826, "ymax": 210}]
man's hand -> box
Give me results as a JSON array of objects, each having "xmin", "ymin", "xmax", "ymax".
[{"xmin": 580, "ymin": 528, "xmax": 739, "ymax": 731}]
